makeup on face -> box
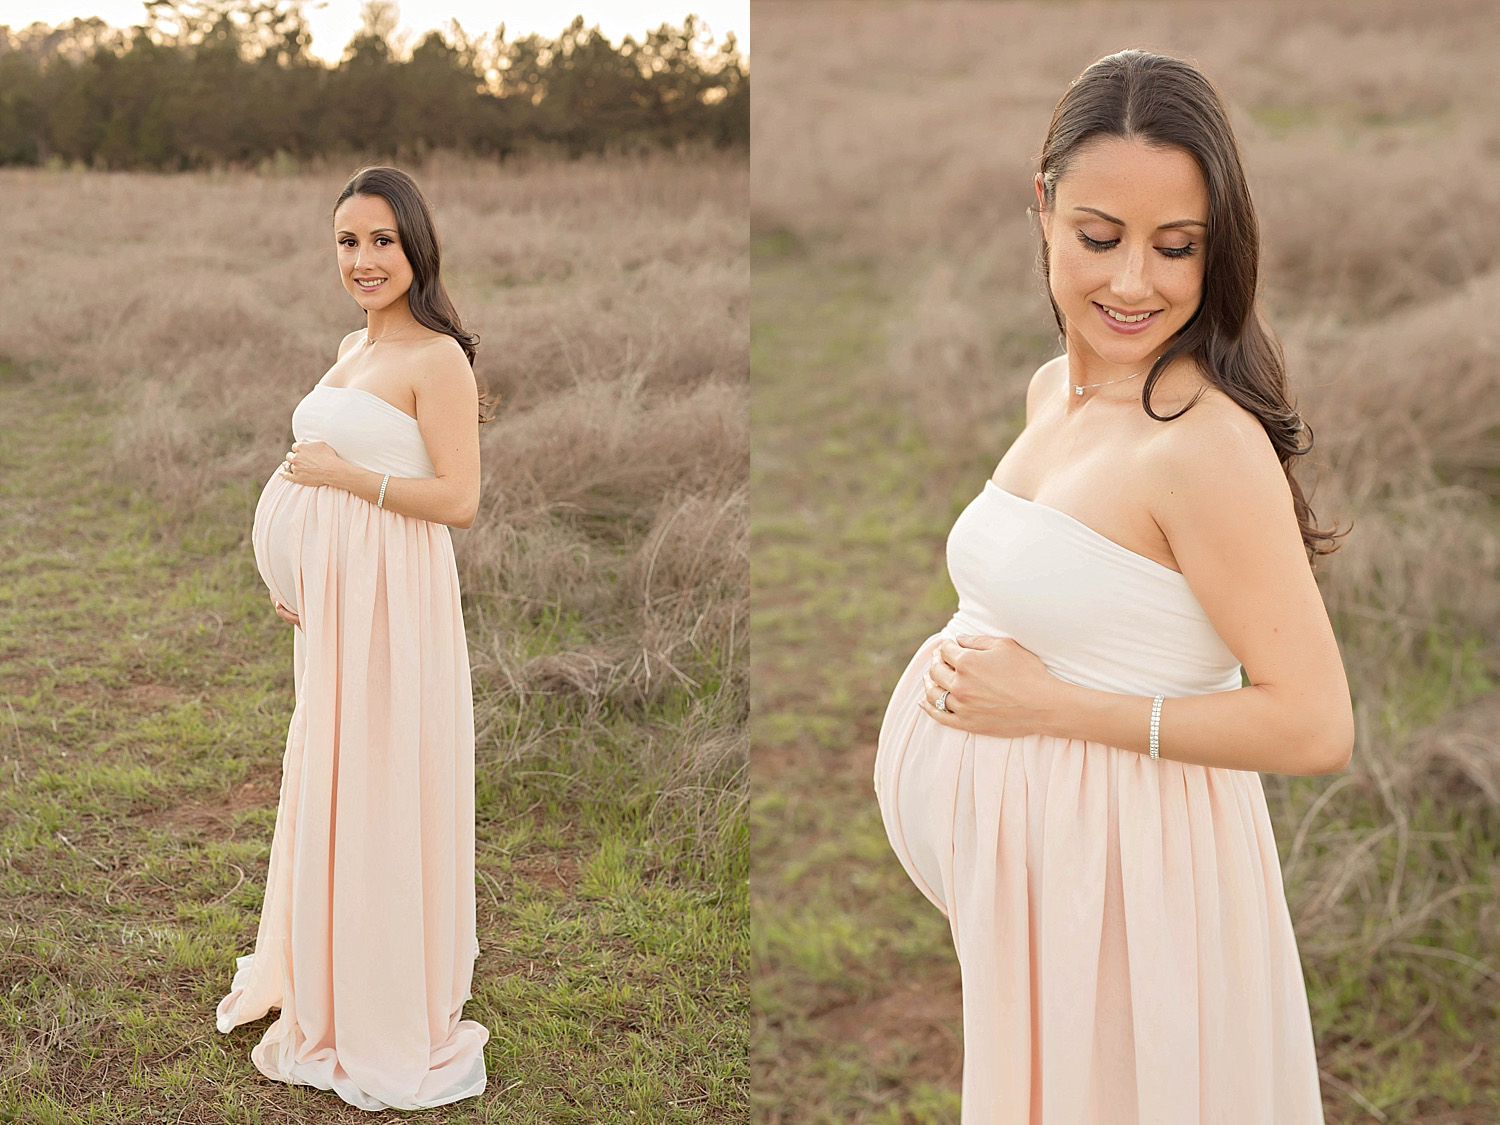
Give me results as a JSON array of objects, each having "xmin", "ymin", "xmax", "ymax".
[
  {"xmin": 333, "ymin": 196, "xmax": 413, "ymax": 308},
  {"xmin": 1040, "ymin": 137, "xmax": 1209, "ymax": 375}
]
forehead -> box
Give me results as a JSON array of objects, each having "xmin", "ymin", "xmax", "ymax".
[
  {"xmin": 333, "ymin": 192, "xmax": 398, "ymax": 230},
  {"xmin": 1055, "ymin": 136, "xmax": 1208, "ymax": 222}
]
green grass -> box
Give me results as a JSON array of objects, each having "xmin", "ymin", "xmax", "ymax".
[
  {"xmin": 749, "ymin": 237, "xmax": 1500, "ymax": 1123},
  {"xmin": 750, "ymin": 240, "xmax": 972, "ymax": 1123},
  {"xmin": 0, "ymin": 369, "xmax": 747, "ymax": 1123}
]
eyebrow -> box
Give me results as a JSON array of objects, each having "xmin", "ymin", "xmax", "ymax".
[
  {"xmin": 1073, "ymin": 206, "xmax": 1206, "ymax": 231},
  {"xmin": 335, "ymin": 228, "xmax": 397, "ymax": 236}
]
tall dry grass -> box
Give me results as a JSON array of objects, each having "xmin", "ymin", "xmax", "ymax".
[
  {"xmin": 753, "ymin": 0, "xmax": 1500, "ymax": 1114},
  {"xmin": 0, "ymin": 149, "xmax": 749, "ymax": 872}
]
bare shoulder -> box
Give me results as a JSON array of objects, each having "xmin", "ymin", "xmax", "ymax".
[
  {"xmin": 1144, "ymin": 380, "xmax": 1294, "ymax": 525},
  {"xmin": 411, "ymin": 332, "xmax": 477, "ymax": 401},
  {"xmin": 336, "ymin": 329, "xmax": 364, "ymax": 361},
  {"xmin": 1024, "ymin": 355, "xmax": 1068, "ymax": 424},
  {"xmin": 1147, "ymin": 383, "xmax": 1280, "ymax": 476}
]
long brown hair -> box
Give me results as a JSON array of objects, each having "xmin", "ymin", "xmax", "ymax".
[
  {"xmin": 333, "ymin": 165, "xmax": 496, "ymax": 423},
  {"xmin": 1036, "ymin": 49, "xmax": 1344, "ymax": 562}
]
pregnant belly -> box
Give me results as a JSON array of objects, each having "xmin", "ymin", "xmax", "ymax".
[{"xmin": 251, "ymin": 467, "xmax": 320, "ymax": 617}]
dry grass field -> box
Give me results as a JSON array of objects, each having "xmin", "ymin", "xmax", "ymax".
[
  {"xmin": 751, "ymin": 2, "xmax": 1500, "ymax": 1122},
  {"xmin": 0, "ymin": 150, "xmax": 747, "ymax": 1121}
]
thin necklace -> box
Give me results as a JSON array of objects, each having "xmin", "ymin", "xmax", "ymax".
[
  {"xmin": 1070, "ymin": 366, "xmax": 1149, "ymax": 396},
  {"xmin": 364, "ymin": 317, "xmax": 417, "ymax": 345}
]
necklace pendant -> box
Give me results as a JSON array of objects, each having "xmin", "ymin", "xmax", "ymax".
[{"xmin": 1074, "ymin": 385, "xmax": 1084, "ymax": 395}]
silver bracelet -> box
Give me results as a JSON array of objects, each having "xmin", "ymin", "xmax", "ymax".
[
  {"xmin": 377, "ymin": 473, "xmax": 390, "ymax": 509},
  {"xmin": 1150, "ymin": 694, "xmax": 1164, "ymax": 760}
]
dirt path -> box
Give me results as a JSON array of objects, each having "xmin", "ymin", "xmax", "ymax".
[{"xmin": 750, "ymin": 243, "xmax": 970, "ymax": 1122}]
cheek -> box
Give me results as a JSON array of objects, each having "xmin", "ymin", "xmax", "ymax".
[
  {"xmin": 1162, "ymin": 261, "xmax": 1206, "ymax": 310},
  {"xmin": 1049, "ymin": 241, "xmax": 1107, "ymax": 299}
]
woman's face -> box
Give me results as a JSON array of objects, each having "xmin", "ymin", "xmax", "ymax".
[
  {"xmin": 1037, "ymin": 136, "xmax": 1209, "ymax": 373},
  {"xmin": 334, "ymin": 193, "xmax": 414, "ymax": 313}
]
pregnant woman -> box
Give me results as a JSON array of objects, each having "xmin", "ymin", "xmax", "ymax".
[
  {"xmin": 215, "ymin": 166, "xmax": 491, "ymax": 1110},
  {"xmin": 875, "ymin": 51, "xmax": 1354, "ymax": 1123}
]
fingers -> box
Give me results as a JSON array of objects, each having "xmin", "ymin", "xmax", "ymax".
[
  {"xmin": 921, "ymin": 670, "xmax": 957, "ymax": 717},
  {"xmin": 917, "ymin": 694, "xmax": 959, "ymax": 728},
  {"xmin": 927, "ymin": 650, "xmax": 955, "ymax": 690},
  {"xmin": 955, "ymin": 634, "xmax": 1005, "ymax": 650},
  {"xmin": 939, "ymin": 635, "xmax": 1002, "ymax": 667}
]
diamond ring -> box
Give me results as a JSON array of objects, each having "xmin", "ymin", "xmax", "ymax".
[{"xmin": 936, "ymin": 690, "xmax": 951, "ymax": 713}]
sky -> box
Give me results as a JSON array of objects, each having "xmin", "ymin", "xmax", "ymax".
[{"xmin": 0, "ymin": 0, "xmax": 748, "ymax": 63}]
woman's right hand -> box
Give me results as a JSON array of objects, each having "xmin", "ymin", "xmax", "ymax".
[{"xmin": 270, "ymin": 591, "xmax": 300, "ymax": 627}]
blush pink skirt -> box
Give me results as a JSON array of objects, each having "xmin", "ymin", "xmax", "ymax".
[
  {"xmin": 875, "ymin": 632, "xmax": 1325, "ymax": 1124},
  {"xmin": 216, "ymin": 466, "xmax": 488, "ymax": 1110}
]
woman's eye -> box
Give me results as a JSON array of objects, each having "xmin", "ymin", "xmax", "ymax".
[{"xmin": 1076, "ymin": 230, "xmax": 1198, "ymax": 259}]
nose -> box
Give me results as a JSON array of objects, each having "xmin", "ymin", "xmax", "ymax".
[{"xmin": 1110, "ymin": 242, "xmax": 1152, "ymax": 305}]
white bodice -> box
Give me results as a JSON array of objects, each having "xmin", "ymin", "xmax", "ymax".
[
  {"xmin": 292, "ymin": 383, "xmax": 436, "ymax": 479},
  {"xmin": 941, "ymin": 480, "xmax": 1243, "ymax": 697}
]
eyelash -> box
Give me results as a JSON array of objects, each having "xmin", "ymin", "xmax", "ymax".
[
  {"xmin": 339, "ymin": 236, "xmax": 394, "ymax": 248},
  {"xmin": 1076, "ymin": 231, "xmax": 1197, "ymax": 259}
]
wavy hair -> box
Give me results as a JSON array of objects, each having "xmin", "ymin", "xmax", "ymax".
[
  {"xmin": 1035, "ymin": 49, "xmax": 1344, "ymax": 562},
  {"xmin": 333, "ymin": 166, "xmax": 495, "ymax": 424}
]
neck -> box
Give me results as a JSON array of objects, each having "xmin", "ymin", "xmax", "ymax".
[
  {"xmin": 1063, "ymin": 339, "xmax": 1164, "ymax": 412},
  {"xmin": 366, "ymin": 299, "xmax": 415, "ymax": 340}
]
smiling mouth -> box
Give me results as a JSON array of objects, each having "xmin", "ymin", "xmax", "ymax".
[
  {"xmin": 1095, "ymin": 302, "xmax": 1159, "ymax": 324},
  {"xmin": 355, "ymin": 278, "xmax": 386, "ymax": 291}
]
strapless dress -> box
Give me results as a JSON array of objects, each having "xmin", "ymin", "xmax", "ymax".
[
  {"xmin": 874, "ymin": 480, "xmax": 1324, "ymax": 1124},
  {"xmin": 217, "ymin": 379, "xmax": 489, "ymax": 1111},
  {"xmin": 251, "ymin": 383, "xmax": 437, "ymax": 617}
]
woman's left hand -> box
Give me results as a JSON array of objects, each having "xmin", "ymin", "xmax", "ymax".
[
  {"xmin": 918, "ymin": 634, "xmax": 1068, "ymax": 738},
  {"xmin": 280, "ymin": 441, "xmax": 343, "ymax": 488}
]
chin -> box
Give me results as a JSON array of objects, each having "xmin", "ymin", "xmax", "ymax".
[{"xmin": 1072, "ymin": 317, "xmax": 1183, "ymax": 367}]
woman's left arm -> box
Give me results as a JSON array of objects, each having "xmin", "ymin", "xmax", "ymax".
[
  {"xmin": 923, "ymin": 402, "xmax": 1354, "ymax": 776},
  {"xmin": 283, "ymin": 343, "xmax": 482, "ymax": 528}
]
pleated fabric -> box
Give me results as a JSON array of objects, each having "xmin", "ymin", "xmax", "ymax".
[
  {"xmin": 873, "ymin": 482, "xmax": 1324, "ymax": 1124},
  {"xmin": 215, "ymin": 382, "xmax": 488, "ymax": 1111}
]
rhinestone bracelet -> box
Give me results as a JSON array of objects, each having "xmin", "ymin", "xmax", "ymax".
[
  {"xmin": 1149, "ymin": 694, "xmax": 1164, "ymax": 760},
  {"xmin": 377, "ymin": 473, "xmax": 390, "ymax": 509}
]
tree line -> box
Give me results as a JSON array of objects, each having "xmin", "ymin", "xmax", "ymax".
[{"xmin": 0, "ymin": 0, "xmax": 748, "ymax": 168}]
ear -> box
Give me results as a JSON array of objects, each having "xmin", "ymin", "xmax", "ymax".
[{"xmin": 1033, "ymin": 172, "xmax": 1054, "ymax": 247}]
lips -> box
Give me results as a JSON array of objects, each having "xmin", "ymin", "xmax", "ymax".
[
  {"xmin": 355, "ymin": 277, "xmax": 386, "ymax": 291},
  {"xmin": 1094, "ymin": 301, "xmax": 1161, "ymax": 335}
]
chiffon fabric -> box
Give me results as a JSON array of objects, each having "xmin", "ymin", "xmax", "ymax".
[
  {"xmin": 215, "ymin": 381, "xmax": 489, "ymax": 1111},
  {"xmin": 874, "ymin": 480, "xmax": 1324, "ymax": 1124}
]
